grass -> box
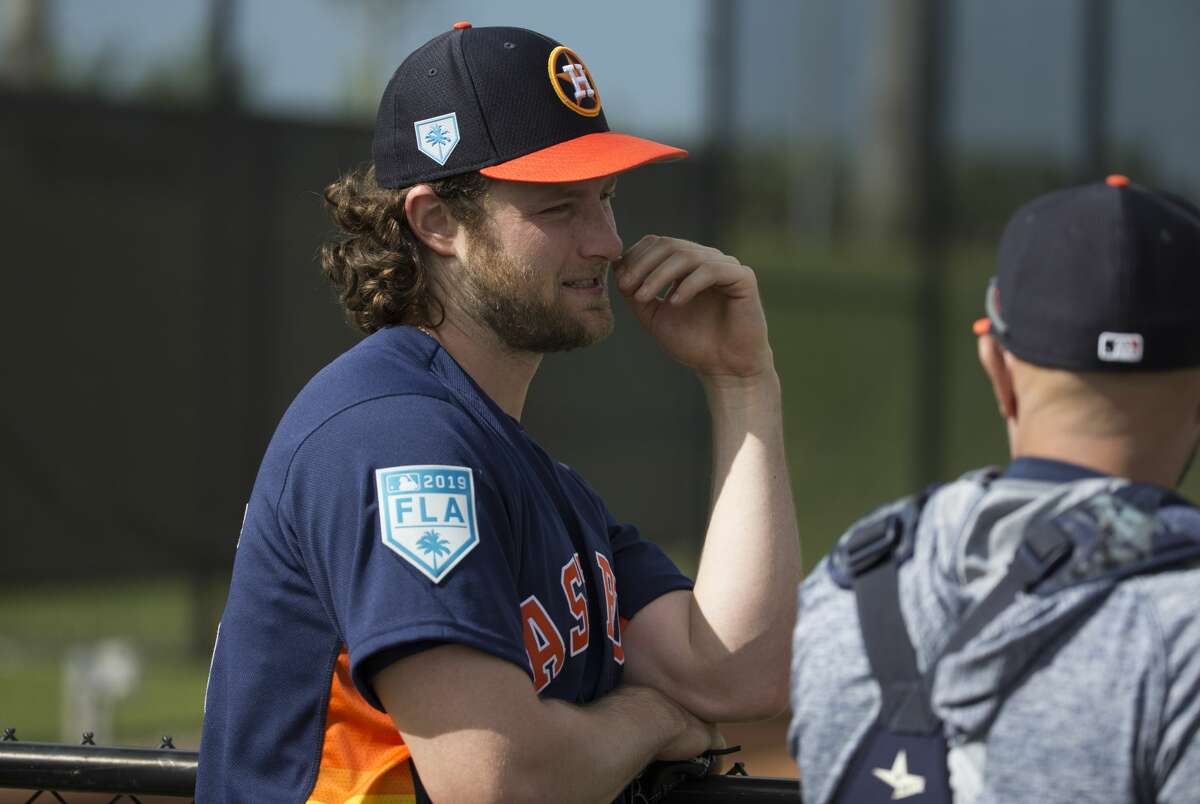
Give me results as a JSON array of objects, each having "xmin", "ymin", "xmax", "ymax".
[
  {"xmin": 750, "ymin": 239, "xmax": 1008, "ymax": 561},
  {"xmin": 0, "ymin": 578, "xmax": 192, "ymax": 655},
  {"xmin": 0, "ymin": 663, "xmax": 60, "ymax": 743},
  {"xmin": 0, "ymin": 577, "xmax": 216, "ymax": 748}
]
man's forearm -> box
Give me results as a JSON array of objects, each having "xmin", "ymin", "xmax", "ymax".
[
  {"xmin": 444, "ymin": 684, "xmax": 691, "ymax": 804},
  {"xmin": 522, "ymin": 684, "xmax": 694, "ymax": 804},
  {"xmin": 690, "ymin": 370, "xmax": 801, "ymax": 710},
  {"xmin": 612, "ymin": 235, "xmax": 798, "ymax": 716},
  {"xmin": 380, "ymin": 644, "xmax": 708, "ymax": 804}
]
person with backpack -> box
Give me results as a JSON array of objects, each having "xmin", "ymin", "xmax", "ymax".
[{"xmin": 788, "ymin": 175, "xmax": 1200, "ymax": 803}]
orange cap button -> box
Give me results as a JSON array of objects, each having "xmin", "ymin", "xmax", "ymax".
[
  {"xmin": 453, "ymin": 21, "xmax": 472, "ymax": 29},
  {"xmin": 1106, "ymin": 174, "xmax": 1131, "ymax": 187}
]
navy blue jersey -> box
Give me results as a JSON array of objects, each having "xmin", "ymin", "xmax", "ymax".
[{"xmin": 198, "ymin": 326, "xmax": 693, "ymax": 802}]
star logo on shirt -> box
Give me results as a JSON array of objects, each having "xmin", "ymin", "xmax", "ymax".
[{"xmin": 872, "ymin": 750, "xmax": 926, "ymax": 799}]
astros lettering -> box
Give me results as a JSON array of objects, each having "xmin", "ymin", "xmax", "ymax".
[{"xmin": 521, "ymin": 551, "xmax": 624, "ymax": 692}]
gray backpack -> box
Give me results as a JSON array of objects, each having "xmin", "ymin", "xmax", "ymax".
[{"xmin": 825, "ymin": 482, "xmax": 1200, "ymax": 803}]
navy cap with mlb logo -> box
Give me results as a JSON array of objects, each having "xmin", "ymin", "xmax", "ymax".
[
  {"xmin": 975, "ymin": 175, "xmax": 1200, "ymax": 371},
  {"xmin": 373, "ymin": 22, "xmax": 687, "ymax": 187}
]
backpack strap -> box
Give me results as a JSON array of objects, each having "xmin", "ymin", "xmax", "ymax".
[
  {"xmin": 1033, "ymin": 483, "xmax": 1200, "ymax": 595},
  {"xmin": 829, "ymin": 492, "xmax": 926, "ymax": 589},
  {"xmin": 934, "ymin": 513, "xmax": 1073, "ymax": 660},
  {"xmin": 938, "ymin": 483, "xmax": 1200, "ymax": 665},
  {"xmin": 843, "ymin": 488, "xmax": 942, "ymax": 733}
]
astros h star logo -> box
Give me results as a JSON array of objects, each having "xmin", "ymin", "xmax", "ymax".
[{"xmin": 547, "ymin": 45, "xmax": 602, "ymax": 117}]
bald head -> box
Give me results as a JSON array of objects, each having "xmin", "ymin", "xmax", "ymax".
[{"xmin": 978, "ymin": 333, "xmax": 1200, "ymax": 486}]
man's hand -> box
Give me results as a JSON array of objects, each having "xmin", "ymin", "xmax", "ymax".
[
  {"xmin": 614, "ymin": 236, "xmax": 771, "ymax": 381},
  {"xmin": 656, "ymin": 713, "xmax": 724, "ymax": 762}
]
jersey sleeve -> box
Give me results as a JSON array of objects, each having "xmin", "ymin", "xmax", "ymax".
[
  {"xmin": 562, "ymin": 467, "xmax": 694, "ymax": 620},
  {"xmin": 278, "ymin": 394, "xmax": 529, "ymax": 710}
]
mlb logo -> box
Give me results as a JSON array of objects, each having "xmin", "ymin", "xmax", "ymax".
[
  {"xmin": 376, "ymin": 464, "xmax": 479, "ymax": 583},
  {"xmin": 414, "ymin": 112, "xmax": 461, "ymax": 166},
  {"xmin": 1098, "ymin": 331, "xmax": 1144, "ymax": 363}
]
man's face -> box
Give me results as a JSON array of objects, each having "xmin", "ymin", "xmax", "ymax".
[{"xmin": 454, "ymin": 176, "xmax": 622, "ymax": 353}]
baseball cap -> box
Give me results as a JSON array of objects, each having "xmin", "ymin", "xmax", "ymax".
[
  {"xmin": 372, "ymin": 22, "xmax": 687, "ymax": 187},
  {"xmin": 974, "ymin": 174, "xmax": 1200, "ymax": 371}
]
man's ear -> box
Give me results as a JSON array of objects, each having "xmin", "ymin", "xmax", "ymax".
[
  {"xmin": 977, "ymin": 333, "xmax": 1018, "ymax": 421},
  {"xmin": 405, "ymin": 186, "xmax": 459, "ymax": 257}
]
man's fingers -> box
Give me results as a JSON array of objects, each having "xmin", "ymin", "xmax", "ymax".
[
  {"xmin": 617, "ymin": 238, "xmax": 678, "ymax": 294},
  {"xmin": 626, "ymin": 250, "xmax": 744, "ymax": 304},
  {"xmin": 632, "ymin": 251, "xmax": 703, "ymax": 302},
  {"xmin": 620, "ymin": 233, "xmax": 661, "ymax": 265},
  {"xmin": 614, "ymin": 235, "xmax": 665, "ymax": 289},
  {"xmin": 617, "ymin": 236, "xmax": 716, "ymax": 295},
  {"xmin": 667, "ymin": 261, "xmax": 748, "ymax": 305},
  {"xmin": 706, "ymin": 727, "xmax": 730, "ymax": 774},
  {"xmin": 707, "ymin": 723, "xmax": 726, "ymax": 751}
]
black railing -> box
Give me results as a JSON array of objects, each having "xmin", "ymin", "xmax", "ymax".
[
  {"xmin": 0, "ymin": 732, "xmax": 196, "ymax": 802},
  {"xmin": 0, "ymin": 731, "xmax": 798, "ymax": 802},
  {"xmin": 668, "ymin": 772, "xmax": 798, "ymax": 801}
]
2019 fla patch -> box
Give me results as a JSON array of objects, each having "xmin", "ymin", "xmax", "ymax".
[{"xmin": 375, "ymin": 464, "xmax": 479, "ymax": 583}]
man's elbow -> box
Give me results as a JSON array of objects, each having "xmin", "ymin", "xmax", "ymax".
[
  {"xmin": 724, "ymin": 671, "xmax": 790, "ymax": 721},
  {"xmin": 754, "ymin": 673, "xmax": 791, "ymax": 719},
  {"xmin": 676, "ymin": 664, "xmax": 790, "ymax": 723}
]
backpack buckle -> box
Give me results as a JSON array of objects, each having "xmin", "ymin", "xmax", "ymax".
[
  {"xmin": 1013, "ymin": 525, "xmax": 1073, "ymax": 587},
  {"xmin": 845, "ymin": 517, "xmax": 902, "ymax": 577}
]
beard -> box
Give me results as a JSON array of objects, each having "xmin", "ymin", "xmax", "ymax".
[{"xmin": 457, "ymin": 225, "xmax": 614, "ymax": 354}]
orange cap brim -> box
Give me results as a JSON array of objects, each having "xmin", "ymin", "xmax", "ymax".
[{"xmin": 479, "ymin": 132, "xmax": 687, "ymax": 183}]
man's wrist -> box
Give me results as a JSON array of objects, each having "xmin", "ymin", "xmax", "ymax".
[
  {"xmin": 609, "ymin": 684, "xmax": 689, "ymax": 745},
  {"xmin": 700, "ymin": 368, "xmax": 782, "ymax": 411}
]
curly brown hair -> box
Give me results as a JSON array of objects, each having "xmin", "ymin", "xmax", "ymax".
[{"xmin": 319, "ymin": 164, "xmax": 491, "ymax": 334}]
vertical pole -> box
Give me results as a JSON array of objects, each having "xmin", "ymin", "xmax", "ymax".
[
  {"xmin": 701, "ymin": 0, "xmax": 736, "ymax": 250},
  {"xmin": 192, "ymin": 0, "xmax": 244, "ymax": 660},
  {"xmin": 787, "ymin": 3, "xmax": 837, "ymax": 247},
  {"xmin": 1, "ymin": 0, "xmax": 51, "ymax": 87},
  {"xmin": 1080, "ymin": 0, "xmax": 1111, "ymax": 180},
  {"xmin": 207, "ymin": 0, "xmax": 240, "ymax": 108},
  {"xmin": 854, "ymin": 0, "xmax": 922, "ymax": 240},
  {"xmin": 913, "ymin": 0, "xmax": 952, "ymax": 486}
]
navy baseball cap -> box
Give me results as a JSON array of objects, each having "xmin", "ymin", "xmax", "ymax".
[
  {"xmin": 372, "ymin": 22, "xmax": 687, "ymax": 187},
  {"xmin": 975, "ymin": 175, "xmax": 1200, "ymax": 371}
]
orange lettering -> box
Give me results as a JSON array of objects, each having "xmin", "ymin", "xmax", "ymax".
[
  {"xmin": 560, "ymin": 554, "xmax": 589, "ymax": 656},
  {"xmin": 594, "ymin": 552, "xmax": 624, "ymax": 665},
  {"xmin": 520, "ymin": 595, "xmax": 566, "ymax": 692}
]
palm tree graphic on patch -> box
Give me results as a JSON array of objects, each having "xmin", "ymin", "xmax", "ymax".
[
  {"xmin": 417, "ymin": 529, "xmax": 452, "ymax": 572},
  {"xmin": 424, "ymin": 124, "xmax": 453, "ymax": 161}
]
